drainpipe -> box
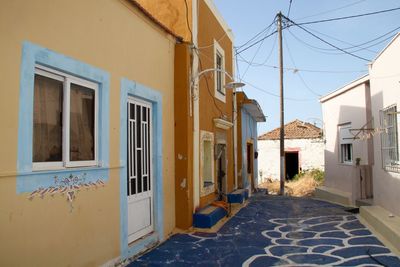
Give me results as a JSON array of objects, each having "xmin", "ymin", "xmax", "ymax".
[
  {"xmin": 192, "ymin": 0, "xmax": 200, "ymax": 210},
  {"xmin": 233, "ymin": 89, "xmax": 238, "ymax": 189}
]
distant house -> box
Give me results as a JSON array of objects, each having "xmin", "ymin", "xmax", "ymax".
[{"xmin": 258, "ymin": 120, "xmax": 324, "ymax": 182}]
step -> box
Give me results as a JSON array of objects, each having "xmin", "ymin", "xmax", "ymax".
[
  {"xmin": 314, "ymin": 186, "xmax": 351, "ymax": 206},
  {"xmin": 227, "ymin": 189, "xmax": 249, "ymax": 204},
  {"xmin": 193, "ymin": 205, "xmax": 227, "ymax": 228},
  {"xmin": 360, "ymin": 205, "xmax": 400, "ymax": 253},
  {"xmin": 356, "ymin": 198, "xmax": 374, "ymax": 207}
]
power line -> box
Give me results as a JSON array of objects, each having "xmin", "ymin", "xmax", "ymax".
[
  {"xmin": 237, "ymin": 57, "xmax": 367, "ymax": 74},
  {"xmin": 287, "ymin": 0, "xmax": 293, "ymax": 18},
  {"xmin": 294, "ymin": 6, "xmax": 400, "ymax": 26},
  {"xmin": 295, "ymin": 0, "xmax": 367, "ymax": 20},
  {"xmin": 240, "ymin": 78, "xmax": 317, "ymax": 102},
  {"xmin": 236, "ymin": 30, "xmax": 278, "ymax": 55},
  {"xmin": 236, "ymin": 17, "xmax": 277, "ymax": 49},
  {"xmin": 300, "ymin": 25, "xmax": 400, "ymax": 53},
  {"xmin": 283, "ymin": 32, "xmax": 322, "ymax": 96},
  {"xmin": 287, "ymin": 28, "xmax": 378, "ymax": 55},
  {"xmin": 283, "ymin": 15, "xmax": 370, "ymax": 61},
  {"xmin": 241, "ymin": 25, "xmax": 275, "ymax": 79}
]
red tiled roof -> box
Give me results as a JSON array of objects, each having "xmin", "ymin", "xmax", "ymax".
[{"xmin": 258, "ymin": 119, "xmax": 322, "ymax": 140}]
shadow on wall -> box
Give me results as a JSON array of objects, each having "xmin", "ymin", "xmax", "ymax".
[{"xmin": 324, "ymin": 90, "xmax": 382, "ymax": 204}]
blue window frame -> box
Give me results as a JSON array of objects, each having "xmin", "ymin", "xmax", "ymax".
[{"xmin": 17, "ymin": 42, "xmax": 110, "ymax": 193}]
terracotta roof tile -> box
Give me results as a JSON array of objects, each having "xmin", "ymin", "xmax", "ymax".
[{"xmin": 258, "ymin": 119, "xmax": 322, "ymax": 140}]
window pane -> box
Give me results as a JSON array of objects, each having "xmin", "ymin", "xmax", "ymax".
[
  {"xmin": 33, "ymin": 74, "xmax": 63, "ymax": 162},
  {"xmin": 70, "ymin": 83, "xmax": 95, "ymax": 161},
  {"xmin": 203, "ymin": 140, "xmax": 213, "ymax": 184}
]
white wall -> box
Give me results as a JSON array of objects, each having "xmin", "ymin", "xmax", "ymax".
[
  {"xmin": 258, "ymin": 138, "xmax": 324, "ymax": 182},
  {"xmin": 321, "ymin": 80, "xmax": 372, "ymax": 205},
  {"xmin": 369, "ymin": 35, "xmax": 400, "ymax": 216}
]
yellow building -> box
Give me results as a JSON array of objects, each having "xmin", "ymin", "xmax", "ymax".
[
  {"xmin": 135, "ymin": 0, "xmax": 259, "ymax": 229},
  {"xmin": 0, "ymin": 0, "xmax": 180, "ymax": 265}
]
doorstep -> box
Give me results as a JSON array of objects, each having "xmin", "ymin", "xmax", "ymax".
[
  {"xmin": 193, "ymin": 205, "xmax": 228, "ymax": 229},
  {"xmin": 227, "ymin": 188, "xmax": 249, "ymax": 204}
]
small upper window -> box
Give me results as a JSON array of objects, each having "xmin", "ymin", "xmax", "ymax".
[
  {"xmin": 214, "ymin": 40, "xmax": 225, "ymax": 102},
  {"xmin": 380, "ymin": 104, "xmax": 399, "ymax": 172},
  {"xmin": 339, "ymin": 123, "xmax": 353, "ymax": 164},
  {"xmin": 33, "ymin": 66, "xmax": 98, "ymax": 170}
]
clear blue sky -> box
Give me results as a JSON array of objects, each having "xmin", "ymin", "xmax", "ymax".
[{"xmin": 213, "ymin": 0, "xmax": 400, "ymax": 135}]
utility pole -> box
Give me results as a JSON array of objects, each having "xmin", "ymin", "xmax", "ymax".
[{"xmin": 277, "ymin": 12, "xmax": 285, "ymax": 195}]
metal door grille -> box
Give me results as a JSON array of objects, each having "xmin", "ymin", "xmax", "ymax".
[{"xmin": 128, "ymin": 101, "xmax": 151, "ymax": 196}]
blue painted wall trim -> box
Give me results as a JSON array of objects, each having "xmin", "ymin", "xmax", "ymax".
[
  {"xmin": 119, "ymin": 78, "xmax": 163, "ymax": 259},
  {"xmin": 241, "ymin": 109, "xmax": 258, "ymax": 188},
  {"xmin": 17, "ymin": 41, "xmax": 110, "ymax": 193}
]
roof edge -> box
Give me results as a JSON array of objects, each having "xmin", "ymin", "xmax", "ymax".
[
  {"xmin": 203, "ymin": 0, "xmax": 234, "ymax": 42},
  {"xmin": 370, "ymin": 32, "xmax": 400, "ymax": 65},
  {"xmin": 319, "ymin": 74, "xmax": 369, "ymax": 103},
  {"xmin": 130, "ymin": 0, "xmax": 183, "ymax": 42}
]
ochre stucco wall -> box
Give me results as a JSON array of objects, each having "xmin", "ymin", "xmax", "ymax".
[
  {"xmin": 198, "ymin": 0, "xmax": 234, "ymax": 207},
  {"xmin": 0, "ymin": 0, "xmax": 175, "ymax": 265},
  {"xmin": 135, "ymin": 0, "xmax": 192, "ymax": 42}
]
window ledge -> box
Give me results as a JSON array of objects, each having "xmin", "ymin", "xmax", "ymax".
[{"xmin": 18, "ymin": 165, "xmax": 116, "ymax": 177}]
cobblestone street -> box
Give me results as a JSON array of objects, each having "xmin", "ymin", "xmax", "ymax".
[{"xmin": 130, "ymin": 193, "xmax": 400, "ymax": 266}]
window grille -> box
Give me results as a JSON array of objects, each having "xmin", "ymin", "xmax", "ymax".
[{"xmin": 380, "ymin": 104, "xmax": 399, "ymax": 173}]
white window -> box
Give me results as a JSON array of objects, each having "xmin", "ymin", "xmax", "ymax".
[
  {"xmin": 339, "ymin": 123, "xmax": 353, "ymax": 164},
  {"xmin": 380, "ymin": 104, "xmax": 399, "ymax": 172},
  {"xmin": 200, "ymin": 131, "xmax": 214, "ymax": 196},
  {"xmin": 33, "ymin": 66, "xmax": 98, "ymax": 170},
  {"xmin": 214, "ymin": 40, "xmax": 225, "ymax": 103}
]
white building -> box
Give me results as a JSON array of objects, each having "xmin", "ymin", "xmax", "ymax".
[
  {"xmin": 258, "ymin": 120, "xmax": 324, "ymax": 182},
  {"xmin": 317, "ymin": 33, "xmax": 400, "ymax": 253}
]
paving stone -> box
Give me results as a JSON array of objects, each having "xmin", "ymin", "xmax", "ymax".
[
  {"xmin": 288, "ymin": 254, "xmax": 340, "ymax": 265},
  {"xmin": 320, "ymin": 231, "xmax": 350, "ymax": 239},
  {"xmin": 287, "ymin": 231, "xmax": 316, "ymax": 239},
  {"xmin": 312, "ymin": 245, "xmax": 336, "ymax": 253},
  {"xmin": 269, "ymin": 245, "xmax": 308, "ymax": 256},
  {"xmin": 331, "ymin": 246, "xmax": 390, "ymax": 258},
  {"xmin": 249, "ymin": 255, "xmax": 289, "ymax": 267},
  {"xmin": 350, "ymin": 229, "xmax": 372, "ymax": 236},
  {"xmin": 129, "ymin": 193, "xmax": 400, "ymax": 266},
  {"xmin": 348, "ymin": 236, "xmax": 384, "ymax": 246}
]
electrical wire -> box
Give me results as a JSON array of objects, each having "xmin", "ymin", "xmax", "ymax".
[
  {"xmin": 283, "ymin": 15, "xmax": 370, "ymax": 61},
  {"xmin": 236, "ymin": 30, "xmax": 278, "ymax": 55},
  {"xmin": 287, "ymin": 0, "xmax": 293, "ymax": 18},
  {"xmin": 287, "ymin": 27, "xmax": 379, "ymax": 56},
  {"xmin": 241, "ymin": 20, "xmax": 276, "ymax": 79},
  {"xmin": 295, "ymin": 0, "xmax": 367, "ymax": 20},
  {"xmin": 236, "ymin": 17, "xmax": 277, "ymax": 49},
  {"xmin": 238, "ymin": 34, "xmax": 277, "ymax": 68},
  {"xmin": 197, "ymin": 32, "xmax": 227, "ymax": 49},
  {"xmin": 240, "ymin": 78, "xmax": 317, "ymax": 102},
  {"xmin": 294, "ymin": 6, "xmax": 400, "ymax": 26},
  {"xmin": 300, "ymin": 25, "xmax": 400, "ymax": 54},
  {"xmin": 283, "ymin": 32, "xmax": 322, "ymax": 96},
  {"xmin": 236, "ymin": 57, "xmax": 367, "ymax": 74}
]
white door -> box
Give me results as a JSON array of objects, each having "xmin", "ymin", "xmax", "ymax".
[{"xmin": 127, "ymin": 98, "xmax": 153, "ymax": 244}]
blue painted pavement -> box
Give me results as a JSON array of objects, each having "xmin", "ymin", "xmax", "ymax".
[{"xmin": 129, "ymin": 192, "xmax": 400, "ymax": 266}]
